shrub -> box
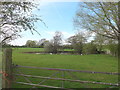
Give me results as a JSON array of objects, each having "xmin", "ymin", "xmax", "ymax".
[
  {"xmin": 44, "ymin": 42, "xmax": 55, "ymax": 53},
  {"xmin": 108, "ymin": 44, "xmax": 118, "ymax": 57},
  {"xmin": 83, "ymin": 43, "xmax": 98, "ymax": 54}
]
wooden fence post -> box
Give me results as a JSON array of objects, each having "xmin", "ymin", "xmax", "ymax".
[{"xmin": 2, "ymin": 48, "xmax": 12, "ymax": 88}]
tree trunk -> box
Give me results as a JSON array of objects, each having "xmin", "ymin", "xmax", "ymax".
[
  {"xmin": 118, "ymin": 2, "xmax": 120, "ymax": 58},
  {"xmin": 2, "ymin": 48, "xmax": 12, "ymax": 88},
  {"xmin": 118, "ymin": 1, "xmax": 120, "ymax": 77}
]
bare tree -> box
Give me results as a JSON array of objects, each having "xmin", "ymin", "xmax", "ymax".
[
  {"xmin": 0, "ymin": 25, "xmax": 20, "ymax": 45},
  {"xmin": 74, "ymin": 2, "xmax": 119, "ymax": 40},
  {"xmin": 0, "ymin": 2, "xmax": 43, "ymax": 45},
  {"xmin": 67, "ymin": 32, "xmax": 87, "ymax": 54},
  {"xmin": 52, "ymin": 31, "xmax": 62, "ymax": 53},
  {"xmin": 44, "ymin": 31, "xmax": 62, "ymax": 53},
  {"xmin": 44, "ymin": 40, "xmax": 54, "ymax": 53},
  {"xmin": 38, "ymin": 38, "xmax": 47, "ymax": 47}
]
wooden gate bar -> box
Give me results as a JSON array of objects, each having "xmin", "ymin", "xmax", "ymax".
[
  {"xmin": 15, "ymin": 68, "xmax": 33, "ymax": 84},
  {"xmin": 32, "ymin": 71, "xmax": 59, "ymax": 88},
  {"xmin": 15, "ymin": 82, "xmax": 68, "ymax": 89},
  {"xmin": 14, "ymin": 74, "xmax": 119, "ymax": 86},
  {"xmin": 14, "ymin": 65, "xmax": 120, "ymax": 75}
]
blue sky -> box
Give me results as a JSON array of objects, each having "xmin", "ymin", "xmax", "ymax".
[{"xmin": 10, "ymin": 2, "xmax": 82, "ymax": 46}]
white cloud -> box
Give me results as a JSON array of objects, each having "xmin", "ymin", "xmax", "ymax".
[
  {"xmin": 9, "ymin": 30, "xmax": 74, "ymax": 46},
  {"xmin": 9, "ymin": 36, "xmax": 40, "ymax": 46},
  {"xmin": 44, "ymin": 31, "xmax": 55, "ymax": 36},
  {"xmin": 44, "ymin": 31, "xmax": 74, "ymax": 39},
  {"xmin": 9, "ymin": 38, "xmax": 26, "ymax": 46},
  {"xmin": 62, "ymin": 31, "xmax": 74, "ymax": 38},
  {"xmin": 9, "ymin": 30, "xmax": 96, "ymax": 46},
  {"xmin": 43, "ymin": 31, "xmax": 74, "ymax": 45},
  {"xmin": 37, "ymin": 1, "xmax": 52, "ymax": 7}
]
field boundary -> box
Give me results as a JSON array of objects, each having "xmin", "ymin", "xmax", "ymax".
[
  {"xmin": 14, "ymin": 65, "xmax": 120, "ymax": 75},
  {"xmin": 2, "ymin": 48, "xmax": 119, "ymax": 88},
  {"xmin": 13, "ymin": 65, "xmax": 119, "ymax": 88}
]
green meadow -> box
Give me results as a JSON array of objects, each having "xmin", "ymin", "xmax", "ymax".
[
  {"xmin": 12, "ymin": 48, "xmax": 118, "ymax": 88},
  {"xmin": 0, "ymin": 51, "xmax": 2, "ymax": 89}
]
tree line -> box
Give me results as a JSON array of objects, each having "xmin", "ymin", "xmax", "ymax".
[{"xmin": 24, "ymin": 31, "xmax": 118, "ymax": 56}]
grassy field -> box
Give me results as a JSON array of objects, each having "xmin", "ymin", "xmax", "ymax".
[
  {"xmin": 12, "ymin": 48, "xmax": 118, "ymax": 88},
  {"xmin": 0, "ymin": 50, "xmax": 2, "ymax": 89}
]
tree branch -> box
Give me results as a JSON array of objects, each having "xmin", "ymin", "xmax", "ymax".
[{"xmin": 99, "ymin": 2, "xmax": 118, "ymax": 36}]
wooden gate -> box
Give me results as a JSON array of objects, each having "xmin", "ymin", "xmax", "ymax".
[
  {"xmin": 13, "ymin": 65, "xmax": 119, "ymax": 89},
  {"xmin": 1, "ymin": 48, "xmax": 120, "ymax": 89}
]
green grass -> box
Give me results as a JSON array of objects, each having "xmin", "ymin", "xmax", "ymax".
[
  {"xmin": 0, "ymin": 51, "xmax": 2, "ymax": 89},
  {"xmin": 12, "ymin": 48, "xmax": 118, "ymax": 88},
  {"xmin": 62, "ymin": 49, "xmax": 74, "ymax": 51}
]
